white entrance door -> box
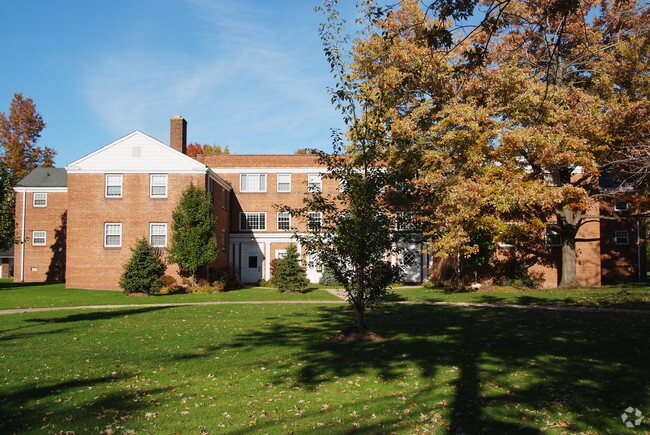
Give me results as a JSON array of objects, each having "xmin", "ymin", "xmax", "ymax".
[
  {"xmin": 242, "ymin": 244, "xmax": 263, "ymax": 283},
  {"xmin": 399, "ymin": 244, "xmax": 421, "ymax": 283}
]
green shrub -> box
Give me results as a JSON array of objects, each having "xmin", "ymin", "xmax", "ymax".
[
  {"xmin": 119, "ymin": 238, "xmax": 165, "ymax": 295},
  {"xmin": 208, "ymin": 267, "xmax": 241, "ymax": 290},
  {"xmin": 161, "ymin": 275, "xmax": 177, "ymax": 287},
  {"xmin": 273, "ymin": 245, "xmax": 309, "ymax": 293},
  {"xmin": 318, "ymin": 265, "xmax": 341, "ymax": 286},
  {"xmin": 258, "ymin": 279, "xmax": 274, "ymax": 288},
  {"xmin": 422, "ymin": 280, "xmax": 437, "ymax": 289}
]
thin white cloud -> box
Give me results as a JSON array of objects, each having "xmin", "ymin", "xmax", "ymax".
[{"xmin": 81, "ymin": 0, "xmax": 339, "ymax": 152}]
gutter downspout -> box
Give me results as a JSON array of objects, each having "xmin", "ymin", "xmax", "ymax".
[
  {"xmin": 637, "ymin": 221, "xmax": 642, "ymax": 282},
  {"xmin": 20, "ymin": 189, "xmax": 25, "ymax": 282}
]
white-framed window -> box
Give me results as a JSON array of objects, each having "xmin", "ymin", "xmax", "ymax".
[
  {"xmin": 308, "ymin": 212, "xmax": 322, "ymax": 232},
  {"xmin": 32, "ymin": 230, "xmax": 46, "ymax": 246},
  {"xmin": 221, "ymin": 230, "xmax": 227, "ymax": 251},
  {"xmin": 105, "ymin": 174, "xmax": 123, "ymax": 198},
  {"xmin": 277, "ymin": 174, "xmax": 291, "ymax": 192},
  {"xmin": 308, "ymin": 173, "xmax": 322, "ymax": 192},
  {"xmin": 615, "ymin": 230, "xmax": 629, "ymax": 245},
  {"xmin": 614, "ymin": 201, "xmax": 628, "ymax": 212},
  {"xmin": 149, "ymin": 223, "xmax": 167, "ymax": 248},
  {"xmin": 546, "ymin": 227, "xmax": 563, "ymax": 247},
  {"xmin": 276, "ymin": 249, "xmax": 287, "ymax": 260},
  {"xmin": 150, "ymin": 174, "xmax": 168, "ymax": 198},
  {"xmin": 277, "ymin": 212, "xmax": 291, "ymax": 231},
  {"xmin": 307, "ymin": 252, "xmax": 323, "ymax": 272},
  {"xmin": 240, "ymin": 212, "xmax": 266, "ymax": 231},
  {"xmin": 104, "ymin": 223, "xmax": 122, "ymax": 247},
  {"xmin": 240, "ymin": 174, "xmax": 266, "ymax": 192},
  {"xmin": 33, "ymin": 192, "xmax": 47, "ymax": 207}
]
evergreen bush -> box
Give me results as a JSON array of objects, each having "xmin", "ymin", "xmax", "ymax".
[
  {"xmin": 119, "ymin": 238, "xmax": 165, "ymax": 294},
  {"xmin": 273, "ymin": 245, "xmax": 309, "ymax": 293},
  {"xmin": 319, "ymin": 265, "xmax": 342, "ymax": 286}
]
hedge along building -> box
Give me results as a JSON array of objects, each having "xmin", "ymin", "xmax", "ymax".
[{"xmin": 13, "ymin": 116, "xmax": 645, "ymax": 289}]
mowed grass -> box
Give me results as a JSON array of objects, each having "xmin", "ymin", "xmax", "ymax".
[
  {"xmin": 0, "ymin": 280, "xmax": 340, "ymax": 310},
  {"xmin": 1, "ymin": 303, "xmax": 648, "ymax": 433},
  {"xmin": 389, "ymin": 283, "xmax": 650, "ymax": 310}
]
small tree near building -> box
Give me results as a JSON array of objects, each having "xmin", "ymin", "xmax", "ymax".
[
  {"xmin": 273, "ymin": 245, "xmax": 309, "ymax": 293},
  {"xmin": 120, "ymin": 238, "xmax": 165, "ymax": 294},
  {"xmin": 168, "ymin": 183, "xmax": 218, "ymax": 285}
]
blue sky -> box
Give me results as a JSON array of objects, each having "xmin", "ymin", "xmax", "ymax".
[{"xmin": 0, "ymin": 0, "xmax": 353, "ymax": 166}]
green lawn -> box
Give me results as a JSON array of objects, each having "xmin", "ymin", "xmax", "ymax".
[
  {"xmin": 0, "ymin": 280, "xmax": 340, "ymax": 310},
  {"xmin": 389, "ymin": 283, "xmax": 650, "ymax": 310},
  {"xmin": 0, "ymin": 303, "xmax": 648, "ymax": 433}
]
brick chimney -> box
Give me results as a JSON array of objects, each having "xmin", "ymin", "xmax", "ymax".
[{"xmin": 170, "ymin": 115, "xmax": 187, "ymax": 154}]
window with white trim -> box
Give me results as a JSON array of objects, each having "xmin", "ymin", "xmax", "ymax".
[
  {"xmin": 104, "ymin": 223, "xmax": 122, "ymax": 247},
  {"xmin": 240, "ymin": 174, "xmax": 266, "ymax": 192},
  {"xmin": 615, "ymin": 230, "xmax": 629, "ymax": 245},
  {"xmin": 149, "ymin": 223, "xmax": 167, "ymax": 247},
  {"xmin": 105, "ymin": 174, "xmax": 123, "ymax": 198},
  {"xmin": 33, "ymin": 192, "xmax": 47, "ymax": 207},
  {"xmin": 277, "ymin": 212, "xmax": 291, "ymax": 231},
  {"xmin": 276, "ymin": 249, "xmax": 287, "ymax": 260},
  {"xmin": 277, "ymin": 174, "xmax": 291, "ymax": 192},
  {"xmin": 307, "ymin": 252, "xmax": 323, "ymax": 272},
  {"xmin": 150, "ymin": 174, "xmax": 168, "ymax": 198},
  {"xmin": 546, "ymin": 227, "xmax": 562, "ymax": 247},
  {"xmin": 32, "ymin": 231, "xmax": 46, "ymax": 246},
  {"xmin": 240, "ymin": 212, "xmax": 266, "ymax": 231},
  {"xmin": 308, "ymin": 212, "xmax": 322, "ymax": 232},
  {"xmin": 308, "ymin": 173, "xmax": 322, "ymax": 192},
  {"xmin": 614, "ymin": 201, "xmax": 628, "ymax": 212}
]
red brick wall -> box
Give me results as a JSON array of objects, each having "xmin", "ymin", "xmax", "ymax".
[
  {"xmin": 600, "ymin": 199, "xmax": 646, "ymax": 283},
  {"xmin": 66, "ymin": 172, "xmax": 208, "ymax": 290},
  {"xmin": 14, "ymin": 191, "xmax": 67, "ymax": 282}
]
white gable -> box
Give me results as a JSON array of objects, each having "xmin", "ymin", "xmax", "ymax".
[{"xmin": 65, "ymin": 131, "xmax": 208, "ymax": 174}]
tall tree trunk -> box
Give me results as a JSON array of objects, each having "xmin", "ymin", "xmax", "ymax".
[
  {"xmin": 356, "ymin": 308, "xmax": 365, "ymax": 330},
  {"xmin": 556, "ymin": 208, "xmax": 582, "ymax": 288}
]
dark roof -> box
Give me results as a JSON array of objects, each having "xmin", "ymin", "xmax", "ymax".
[
  {"xmin": 16, "ymin": 168, "xmax": 67, "ymax": 187},
  {"xmin": 0, "ymin": 246, "xmax": 13, "ymax": 258}
]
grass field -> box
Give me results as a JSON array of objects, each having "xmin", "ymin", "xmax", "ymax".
[
  {"xmin": 1, "ymin": 292, "xmax": 649, "ymax": 433},
  {"xmin": 389, "ymin": 283, "xmax": 650, "ymax": 310},
  {"xmin": 0, "ymin": 280, "xmax": 340, "ymax": 310}
]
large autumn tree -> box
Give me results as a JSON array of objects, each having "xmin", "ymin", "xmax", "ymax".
[
  {"xmin": 0, "ymin": 93, "xmax": 56, "ymax": 250},
  {"xmin": 344, "ymin": 0, "xmax": 648, "ymax": 287}
]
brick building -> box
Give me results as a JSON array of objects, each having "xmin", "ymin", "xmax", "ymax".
[{"xmin": 12, "ymin": 116, "xmax": 646, "ymax": 289}]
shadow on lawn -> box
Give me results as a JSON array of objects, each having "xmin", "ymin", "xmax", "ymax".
[
  {"xmin": 0, "ymin": 374, "xmax": 170, "ymax": 433},
  {"xmin": 0, "ymin": 281, "xmax": 57, "ymax": 290},
  {"xmin": 217, "ymin": 304, "xmax": 649, "ymax": 433},
  {"xmin": 24, "ymin": 306, "xmax": 175, "ymax": 324}
]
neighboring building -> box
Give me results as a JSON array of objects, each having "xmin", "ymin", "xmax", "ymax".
[
  {"xmin": 12, "ymin": 116, "xmax": 646, "ymax": 289},
  {"xmin": 0, "ymin": 247, "xmax": 13, "ymax": 278}
]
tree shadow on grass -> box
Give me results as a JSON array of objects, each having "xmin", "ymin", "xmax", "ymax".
[
  {"xmin": 0, "ymin": 281, "xmax": 58, "ymax": 290},
  {"xmin": 0, "ymin": 374, "xmax": 170, "ymax": 433},
  {"xmin": 24, "ymin": 306, "xmax": 175, "ymax": 324},
  {"xmin": 203, "ymin": 304, "xmax": 648, "ymax": 433}
]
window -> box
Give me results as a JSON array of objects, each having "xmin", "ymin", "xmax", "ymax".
[
  {"xmin": 222, "ymin": 189, "xmax": 228, "ymax": 209},
  {"xmin": 308, "ymin": 212, "xmax": 322, "ymax": 232},
  {"xmin": 276, "ymin": 249, "xmax": 287, "ymax": 260},
  {"xmin": 105, "ymin": 174, "xmax": 123, "ymax": 198},
  {"xmin": 615, "ymin": 230, "xmax": 629, "ymax": 245},
  {"xmin": 33, "ymin": 193, "xmax": 47, "ymax": 207},
  {"xmin": 32, "ymin": 231, "xmax": 46, "ymax": 246},
  {"xmin": 150, "ymin": 174, "xmax": 168, "ymax": 198},
  {"xmin": 277, "ymin": 212, "xmax": 291, "ymax": 231},
  {"xmin": 546, "ymin": 227, "xmax": 562, "ymax": 247},
  {"xmin": 614, "ymin": 201, "xmax": 628, "ymax": 212},
  {"xmin": 308, "ymin": 173, "xmax": 322, "ymax": 192},
  {"xmin": 277, "ymin": 173, "xmax": 291, "ymax": 192},
  {"xmin": 149, "ymin": 223, "xmax": 167, "ymax": 247},
  {"xmin": 307, "ymin": 253, "xmax": 323, "ymax": 272},
  {"xmin": 104, "ymin": 223, "xmax": 122, "ymax": 247},
  {"xmin": 240, "ymin": 174, "xmax": 266, "ymax": 192},
  {"xmin": 221, "ymin": 230, "xmax": 227, "ymax": 251},
  {"xmin": 240, "ymin": 212, "xmax": 266, "ymax": 231}
]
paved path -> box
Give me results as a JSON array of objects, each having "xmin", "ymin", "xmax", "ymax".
[{"xmin": 0, "ymin": 296, "xmax": 648, "ymax": 316}]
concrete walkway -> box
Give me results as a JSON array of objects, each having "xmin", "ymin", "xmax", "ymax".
[{"xmin": 0, "ymin": 293, "xmax": 648, "ymax": 316}]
